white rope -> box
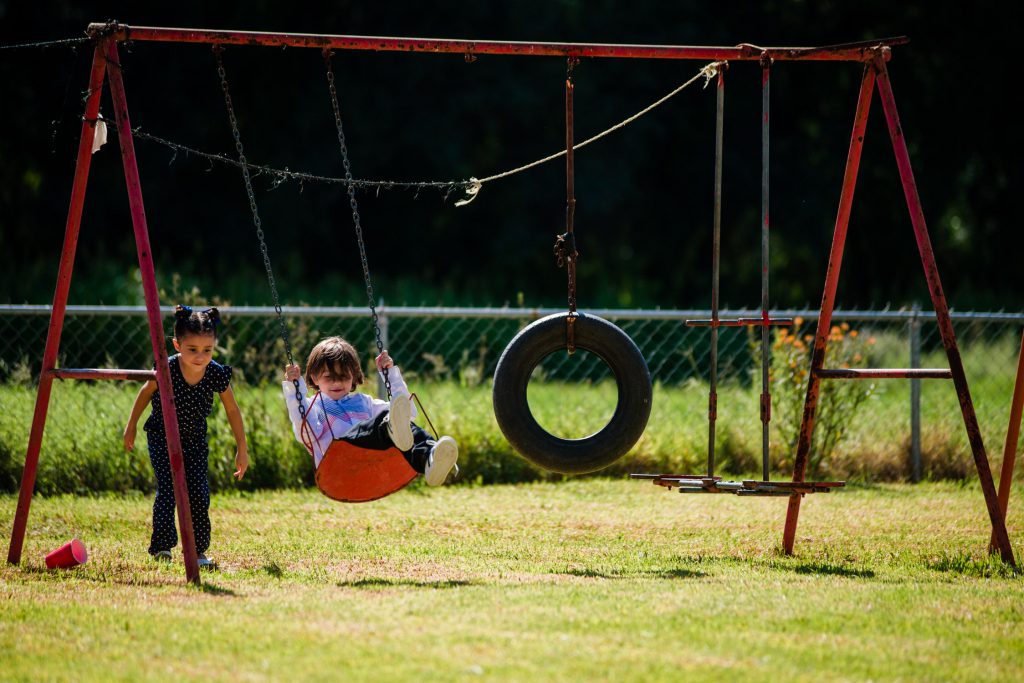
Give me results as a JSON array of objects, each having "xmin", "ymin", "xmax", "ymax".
[{"xmin": 455, "ymin": 60, "xmax": 724, "ymax": 206}]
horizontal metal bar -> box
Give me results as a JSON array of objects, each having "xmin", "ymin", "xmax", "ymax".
[
  {"xmin": 2, "ymin": 304, "xmax": 1023, "ymax": 324},
  {"xmin": 735, "ymin": 318, "xmax": 794, "ymax": 326},
  {"xmin": 50, "ymin": 368, "xmax": 156, "ymax": 381},
  {"xmin": 708, "ymin": 481, "xmax": 747, "ymax": 490},
  {"xmin": 735, "ymin": 490, "xmax": 802, "ymax": 497},
  {"xmin": 741, "ymin": 480, "xmax": 845, "ymax": 488},
  {"xmin": 814, "ymin": 368, "xmax": 953, "ymax": 379},
  {"xmin": 686, "ymin": 318, "xmax": 793, "ymax": 327},
  {"xmin": 87, "ymin": 24, "xmax": 907, "ymax": 62}
]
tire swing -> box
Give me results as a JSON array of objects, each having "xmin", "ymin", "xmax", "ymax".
[
  {"xmin": 492, "ymin": 59, "xmax": 652, "ymax": 474},
  {"xmin": 215, "ymin": 47, "xmax": 415, "ymax": 502}
]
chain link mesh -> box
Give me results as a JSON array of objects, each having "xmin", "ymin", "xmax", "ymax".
[{"xmin": 1, "ymin": 306, "xmax": 1021, "ymax": 474}]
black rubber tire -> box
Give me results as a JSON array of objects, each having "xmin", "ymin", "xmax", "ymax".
[{"xmin": 492, "ymin": 312, "xmax": 653, "ymax": 474}]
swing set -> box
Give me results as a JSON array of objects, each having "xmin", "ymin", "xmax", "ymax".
[{"xmin": 5, "ymin": 24, "xmax": 1017, "ymax": 586}]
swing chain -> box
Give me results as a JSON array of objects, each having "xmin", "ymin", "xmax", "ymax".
[
  {"xmin": 323, "ymin": 48, "xmax": 392, "ymax": 400},
  {"xmin": 213, "ymin": 44, "xmax": 306, "ymax": 418}
]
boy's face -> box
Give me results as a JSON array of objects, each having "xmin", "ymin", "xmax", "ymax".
[{"xmin": 314, "ymin": 365, "xmax": 355, "ymax": 401}]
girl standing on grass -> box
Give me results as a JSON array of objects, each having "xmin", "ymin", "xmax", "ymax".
[{"xmin": 123, "ymin": 305, "xmax": 248, "ymax": 567}]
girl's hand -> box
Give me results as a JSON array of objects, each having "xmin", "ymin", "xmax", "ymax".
[
  {"xmin": 123, "ymin": 424, "xmax": 137, "ymax": 452},
  {"xmin": 375, "ymin": 351, "xmax": 394, "ymax": 371},
  {"xmin": 285, "ymin": 363, "xmax": 301, "ymax": 382},
  {"xmin": 234, "ymin": 448, "xmax": 249, "ymax": 480}
]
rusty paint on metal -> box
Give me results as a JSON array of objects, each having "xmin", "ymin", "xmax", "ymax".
[
  {"xmin": 706, "ymin": 66, "xmax": 725, "ymax": 478},
  {"xmin": 49, "ymin": 368, "xmax": 157, "ymax": 381},
  {"xmin": 105, "ymin": 40, "xmax": 201, "ymax": 584},
  {"xmin": 85, "ymin": 23, "xmax": 906, "ymax": 62},
  {"xmin": 990, "ymin": 330, "xmax": 1024, "ymax": 551},
  {"xmin": 6, "ymin": 43, "xmax": 108, "ymax": 567},
  {"xmin": 873, "ymin": 55, "xmax": 1015, "ymax": 567},
  {"xmin": 782, "ymin": 64, "xmax": 876, "ymax": 555}
]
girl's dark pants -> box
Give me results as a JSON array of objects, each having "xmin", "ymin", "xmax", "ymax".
[
  {"xmin": 341, "ymin": 410, "xmax": 433, "ymax": 473},
  {"xmin": 147, "ymin": 431, "xmax": 211, "ymax": 555}
]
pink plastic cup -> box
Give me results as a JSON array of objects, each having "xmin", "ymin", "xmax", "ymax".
[{"xmin": 44, "ymin": 538, "xmax": 88, "ymax": 569}]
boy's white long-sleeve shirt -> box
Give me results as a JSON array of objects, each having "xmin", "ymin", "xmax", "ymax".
[{"xmin": 282, "ymin": 368, "xmax": 414, "ymax": 467}]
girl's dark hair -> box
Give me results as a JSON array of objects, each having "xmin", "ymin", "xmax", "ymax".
[
  {"xmin": 304, "ymin": 336, "xmax": 365, "ymax": 390},
  {"xmin": 173, "ymin": 304, "xmax": 220, "ymax": 339}
]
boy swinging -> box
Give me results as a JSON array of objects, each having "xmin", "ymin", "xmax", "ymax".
[{"xmin": 282, "ymin": 336, "xmax": 458, "ymax": 487}]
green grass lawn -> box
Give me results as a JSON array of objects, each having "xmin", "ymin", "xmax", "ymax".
[
  {"xmin": 3, "ymin": 372, "xmax": 1020, "ymax": 494},
  {"xmin": 2, "ymin": 480, "xmax": 1022, "ymax": 681}
]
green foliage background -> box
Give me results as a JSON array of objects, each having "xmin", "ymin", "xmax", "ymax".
[{"xmin": 1, "ymin": 1, "xmax": 1019, "ymax": 311}]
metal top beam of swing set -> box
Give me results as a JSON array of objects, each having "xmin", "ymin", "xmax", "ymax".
[{"xmin": 87, "ymin": 23, "xmax": 906, "ymax": 62}]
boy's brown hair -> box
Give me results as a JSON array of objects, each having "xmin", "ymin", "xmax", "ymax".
[{"xmin": 304, "ymin": 337, "xmax": 365, "ymax": 390}]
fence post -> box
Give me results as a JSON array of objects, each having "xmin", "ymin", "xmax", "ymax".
[
  {"xmin": 377, "ymin": 300, "xmax": 389, "ymax": 398},
  {"xmin": 909, "ymin": 302, "xmax": 922, "ymax": 482}
]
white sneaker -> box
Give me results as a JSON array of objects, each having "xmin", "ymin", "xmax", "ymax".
[
  {"xmin": 197, "ymin": 554, "xmax": 218, "ymax": 570},
  {"xmin": 151, "ymin": 550, "xmax": 171, "ymax": 562},
  {"xmin": 385, "ymin": 393, "xmax": 414, "ymax": 451},
  {"xmin": 425, "ymin": 436, "xmax": 458, "ymax": 487}
]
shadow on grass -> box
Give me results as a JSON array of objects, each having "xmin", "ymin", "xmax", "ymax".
[
  {"xmin": 14, "ymin": 564, "xmax": 240, "ymax": 594},
  {"xmin": 338, "ymin": 577, "xmax": 473, "ymax": 589},
  {"xmin": 926, "ymin": 552, "xmax": 1021, "ymax": 579},
  {"xmin": 195, "ymin": 581, "xmax": 238, "ymax": 596},
  {"xmin": 791, "ymin": 562, "xmax": 876, "ymax": 578},
  {"xmin": 559, "ymin": 567, "xmax": 707, "ymax": 580}
]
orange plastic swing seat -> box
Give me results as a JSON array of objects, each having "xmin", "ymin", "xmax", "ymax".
[{"xmin": 314, "ymin": 440, "xmax": 418, "ymax": 503}]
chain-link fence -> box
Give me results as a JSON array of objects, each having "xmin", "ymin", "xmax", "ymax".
[{"xmin": 2, "ymin": 304, "xmax": 1022, "ymax": 481}]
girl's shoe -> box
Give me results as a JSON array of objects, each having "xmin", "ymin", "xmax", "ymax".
[
  {"xmin": 151, "ymin": 550, "xmax": 172, "ymax": 562},
  {"xmin": 385, "ymin": 394, "xmax": 414, "ymax": 451},
  {"xmin": 197, "ymin": 554, "xmax": 218, "ymax": 570},
  {"xmin": 425, "ymin": 436, "xmax": 459, "ymax": 486}
]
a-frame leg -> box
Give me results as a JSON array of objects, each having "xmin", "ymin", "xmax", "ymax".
[
  {"xmin": 7, "ymin": 39, "xmax": 201, "ymax": 585},
  {"xmin": 7, "ymin": 44, "xmax": 107, "ymax": 566},
  {"xmin": 784, "ymin": 54, "xmax": 1016, "ymax": 566},
  {"xmin": 991, "ymin": 331, "xmax": 1024, "ymax": 552},
  {"xmin": 104, "ymin": 40, "xmax": 201, "ymax": 583},
  {"xmin": 782, "ymin": 64, "xmax": 875, "ymax": 555},
  {"xmin": 874, "ymin": 56, "xmax": 1014, "ymax": 566}
]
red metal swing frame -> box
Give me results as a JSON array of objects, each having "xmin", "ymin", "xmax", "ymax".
[{"xmin": 6, "ymin": 25, "xmax": 1015, "ymax": 587}]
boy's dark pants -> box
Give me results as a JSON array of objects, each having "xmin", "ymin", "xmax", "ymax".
[
  {"xmin": 342, "ymin": 410, "xmax": 434, "ymax": 473},
  {"xmin": 147, "ymin": 431, "xmax": 211, "ymax": 555}
]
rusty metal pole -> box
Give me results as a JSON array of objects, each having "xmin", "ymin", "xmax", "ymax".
[
  {"xmin": 86, "ymin": 25, "xmax": 908, "ymax": 62},
  {"xmin": 990, "ymin": 330, "xmax": 1024, "ymax": 552},
  {"xmin": 873, "ymin": 54, "xmax": 1015, "ymax": 566},
  {"xmin": 6, "ymin": 43, "xmax": 108, "ymax": 566},
  {"xmin": 707, "ymin": 66, "xmax": 725, "ymax": 478},
  {"xmin": 104, "ymin": 40, "xmax": 201, "ymax": 584},
  {"xmin": 783, "ymin": 63, "xmax": 876, "ymax": 555},
  {"xmin": 760, "ymin": 54, "xmax": 772, "ymax": 482}
]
